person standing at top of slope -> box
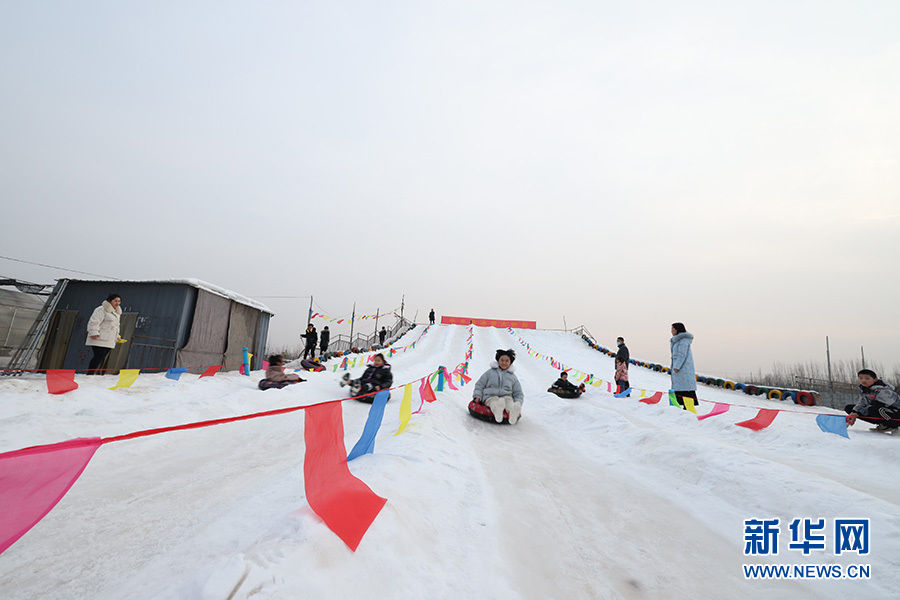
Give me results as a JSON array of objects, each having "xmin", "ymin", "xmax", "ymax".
[
  {"xmin": 429, "ymin": 309, "xmax": 436, "ymax": 325},
  {"xmin": 845, "ymin": 369, "xmax": 900, "ymax": 433},
  {"xmin": 472, "ymin": 349, "xmax": 525, "ymax": 424},
  {"xmin": 379, "ymin": 326, "xmax": 387, "ymax": 346},
  {"xmin": 319, "ymin": 326, "xmax": 330, "ymax": 356},
  {"xmin": 669, "ymin": 323, "xmax": 697, "ymax": 409},
  {"xmin": 85, "ymin": 293, "xmax": 124, "ymax": 374},
  {"xmin": 303, "ymin": 324, "xmax": 318, "ymax": 360},
  {"xmin": 615, "ymin": 336, "xmax": 630, "ymax": 396}
]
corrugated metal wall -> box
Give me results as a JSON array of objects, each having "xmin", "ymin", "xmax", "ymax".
[{"xmin": 41, "ymin": 280, "xmax": 271, "ymax": 373}]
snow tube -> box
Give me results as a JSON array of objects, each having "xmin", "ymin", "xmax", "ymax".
[
  {"xmin": 782, "ymin": 391, "xmax": 795, "ymax": 402},
  {"xmin": 724, "ymin": 380, "xmax": 736, "ymax": 390},
  {"xmin": 661, "ymin": 367, "xmax": 670, "ymax": 374},
  {"xmin": 795, "ymin": 391, "xmax": 815, "ymax": 406},
  {"xmin": 258, "ymin": 378, "xmax": 303, "ymax": 390},
  {"xmin": 468, "ymin": 400, "xmax": 513, "ymax": 424},
  {"xmin": 300, "ymin": 359, "xmax": 325, "ymax": 372},
  {"xmin": 547, "ymin": 385, "xmax": 585, "ymax": 399},
  {"xmin": 767, "ymin": 389, "xmax": 783, "ymax": 400},
  {"xmin": 745, "ymin": 385, "xmax": 758, "ymax": 395},
  {"xmin": 757, "ymin": 387, "xmax": 770, "ymax": 397},
  {"xmin": 735, "ymin": 383, "xmax": 747, "ymax": 392}
]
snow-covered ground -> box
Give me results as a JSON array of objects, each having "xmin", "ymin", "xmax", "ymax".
[{"xmin": 1, "ymin": 325, "xmax": 897, "ymax": 599}]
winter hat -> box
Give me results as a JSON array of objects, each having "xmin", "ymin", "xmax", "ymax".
[
  {"xmin": 857, "ymin": 369, "xmax": 878, "ymax": 379},
  {"xmin": 495, "ymin": 348, "xmax": 516, "ymax": 363}
]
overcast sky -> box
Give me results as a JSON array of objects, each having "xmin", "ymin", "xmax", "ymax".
[{"xmin": 1, "ymin": 1, "xmax": 898, "ymax": 377}]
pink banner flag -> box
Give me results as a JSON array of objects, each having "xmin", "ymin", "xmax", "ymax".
[
  {"xmin": 639, "ymin": 391, "xmax": 663, "ymax": 404},
  {"xmin": 698, "ymin": 402, "xmax": 730, "ymax": 421},
  {"xmin": 262, "ymin": 360, "xmax": 270, "ymax": 371},
  {"xmin": 442, "ymin": 367, "xmax": 459, "ymax": 391},
  {"xmin": 735, "ymin": 409, "xmax": 779, "ymax": 431},
  {"xmin": 421, "ymin": 378, "xmax": 437, "ymax": 403},
  {"xmin": 199, "ymin": 365, "xmax": 222, "ymax": 378},
  {"xmin": 303, "ymin": 403, "xmax": 387, "ymax": 551},
  {"xmin": 0, "ymin": 437, "xmax": 102, "ymax": 555},
  {"xmin": 46, "ymin": 370, "xmax": 78, "ymax": 395}
]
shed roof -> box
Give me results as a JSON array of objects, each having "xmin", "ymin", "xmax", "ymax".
[
  {"xmin": 0, "ymin": 288, "xmax": 46, "ymax": 311},
  {"xmin": 62, "ymin": 278, "xmax": 274, "ymax": 314}
]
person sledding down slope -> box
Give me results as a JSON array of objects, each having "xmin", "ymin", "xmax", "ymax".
[
  {"xmin": 471, "ymin": 349, "xmax": 525, "ymax": 424},
  {"xmin": 340, "ymin": 353, "xmax": 393, "ymax": 403},
  {"xmin": 259, "ymin": 355, "xmax": 306, "ymax": 390},
  {"xmin": 548, "ymin": 371, "xmax": 585, "ymax": 398}
]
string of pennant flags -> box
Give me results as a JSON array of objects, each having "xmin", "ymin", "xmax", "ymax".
[
  {"xmin": 330, "ymin": 324, "xmax": 432, "ymax": 372},
  {"xmin": 310, "ymin": 306, "xmax": 402, "ymax": 324},
  {"xmin": 0, "ymin": 326, "xmax": 475, "ymax": 556},
  {"xmin": 507, "ymin": 328, "xmax": 853, "ymax": 439},
  {"xmin": 38, "ymin": 326, "xmax": 434, "ymax": 395}
]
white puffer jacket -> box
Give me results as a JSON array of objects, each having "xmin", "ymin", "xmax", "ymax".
[{"xmin": 85, "ymin": 301, "xmax": 122, "ymax": 349}]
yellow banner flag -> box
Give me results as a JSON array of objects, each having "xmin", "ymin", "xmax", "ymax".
[
  {"xmin": 683, "ymin": 396, "xmax": 698, "ymax": 414},
  {"xmin": 395, "ymin": 384, "xmax": 413, "ymax": 435},
  {"xmin": 109, "ymin": 369, "xmax": 140, "ymax": 390}
]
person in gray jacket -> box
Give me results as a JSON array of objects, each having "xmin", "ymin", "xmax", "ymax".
[
  {"xmin": 473, "ymin": 349, "xmax": 525, "ymax": 424},
  {"xmin": 669, "ymin": 322, "xmax": 697, "ymax": 409},
  {"xmin": 845, "ymin": 369, "xmax": 900, "ymax": 432}
]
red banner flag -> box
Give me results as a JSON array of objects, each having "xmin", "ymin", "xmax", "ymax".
[
  {"xmin": 639, "ymin": 391, "xmax": 663, "ymax": 404},
  {"xmin": 46, "ymin": 369, "xmax": 79, "ymax": 395},
  {"xmin": 199, "ymin": 365, "xmax": 222, "ymax": 378},
  {"xmin": 303, "ymin": 403, "xmax": 386, "ymax": 551},
  {"xmin": 0, "ymin": 438, "xmax": 102, "ymax": 555},
  {"xmin": 421, "ymin": 378, "xmax": 437, "ymax": 403},
  {"xmin": 735, "ymin": 409, "xmax": 779, "ymax": 431}
]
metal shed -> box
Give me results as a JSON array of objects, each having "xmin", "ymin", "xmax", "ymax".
[
  {"xmin": 0, "ymin": 286, "xmax": 47, "ymax": 365},
  {"xmin": 37, "ymin": 279, "xmax": 273, "ymax": 373}
]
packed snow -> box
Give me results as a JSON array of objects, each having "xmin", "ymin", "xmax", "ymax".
[{"xmin": 1, "ymin": 325, "xmax": 897, "ymax": 599}]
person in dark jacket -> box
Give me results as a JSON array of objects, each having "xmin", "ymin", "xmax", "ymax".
[
  {"xmin": 429, "ymin": 309, "xmax": 435, "ymax": 325},
  {"xmin": 379, "ymin": 326, "xmax": 387, "ymax": 345},
  {"xmin": 548, "ymin": 371, "xmax": 585, "ymax": 398},
  {"xmin": 319, "ymin": 326, "xmax": 330, "ymax": 356},
  {"xmin": 303, "ymin": 324, "xmax": 318, "ymax": 360},
  {"xmin": 340, "ymin": 353, "xmax": 393, "ymax": 399},
  {"xmin": 615, "ymin": 336, "xmax": 630, "ymax": 396},
  {"xmin": 845, "ymin": 369, "xmax": 900, "ymax": 432}
]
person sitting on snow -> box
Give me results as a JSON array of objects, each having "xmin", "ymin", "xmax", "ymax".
[
  {"xmin": 258, "ymin": 355, "xmax": 305, "ymax": 390},
  {"xmin": 845, "ymin": 369, "xmax": 900, "ymax": 433},
  {"xmin": 548, "ymin": 371, "xmax": 585, "ymax": 398},
  {"xmin": 472, "ymin": 349, "xmax": 525, "ymax": 424},
  {"xmin": 340, "ymin": 353, "xmax": 393, "ymax": 398}
]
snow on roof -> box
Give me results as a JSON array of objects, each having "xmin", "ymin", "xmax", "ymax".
[{"xmin": 62, "ymin": 278, "xmax": 274, "ymax": 314}]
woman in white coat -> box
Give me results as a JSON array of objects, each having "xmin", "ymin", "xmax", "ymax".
[{"xmin": 85, "ymin": 293, "xmax": 123, "ymax": 373}]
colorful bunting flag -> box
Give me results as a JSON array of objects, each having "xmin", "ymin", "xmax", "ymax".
[
  {"xmin": 45, "ymin": 370, "xmax": 78, "ymax": 395},
  {"xmin": 108, "ymin": 369, "xmax": 140, "ymax": 390},
  {"xmin": 303, "ymin": 402, "xmax": 387, "ymax": 551},
  {"xmin": 697, "ymin": 402, "xmax": 729, "ymax": 421},
  {"xmin": 165, "ymin": 368, "xmax": 188, "ymax": 381},
  {"xmin": 735, "ymin": 409, "xmax": 779, "ymax": 431},
  {"xmin": 395, "ymin": 385, "xmax": 413, "ymax": 435},
  {"xmin": 199, "ymin": 365, "xmax": 222, "ymax": 378},
  {"xmin": 347, "ymin": 391, "xmax": 390, "ymax": 461},
  {"xmin": 0, "ymin": 437, "xmax": 102, "ymax": 554},
  {"xmin": 815, "ymin": 414, "xmax": 849, "ymax": 438}
]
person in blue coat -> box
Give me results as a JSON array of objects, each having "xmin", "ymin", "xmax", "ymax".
[{"xmin": 670, "ymin": 322, "xmax": 697, "ymax": 409}]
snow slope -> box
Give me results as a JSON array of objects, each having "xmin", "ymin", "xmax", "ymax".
[{"xmin": 0, "ymin": 325, "xmax": 897, "ymax": 599}]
